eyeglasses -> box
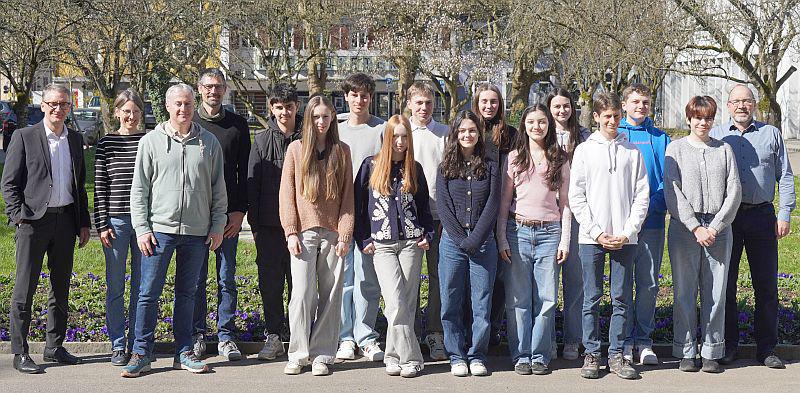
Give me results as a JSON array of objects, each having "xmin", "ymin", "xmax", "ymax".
[
  {"xmin": 43, "ymin": 101, "xmax": 72, "ymax": 110},
  {"xmin": 729, "ymin": 99, "xmax": 755, "ymax": 106},
  {"xmin": 200, "ymin": 83, "xmax": 226, "ymax": 91},
  {"xmin": 120, "ymin": 109, "xmax": 142, "ymax": 116}
]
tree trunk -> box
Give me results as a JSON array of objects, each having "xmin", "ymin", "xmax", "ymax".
[
  {"xmin": 509, "ymin": 65, "xmax": 536, "ymax": 119},
  {"xmin": 395, "ymin": 53, "xmax": 420, "ymax": 116},
  {"xmin": 578, "ymin": 87, "xmax": 596, "ymax": 129},
  {"xmin": 11, "ymin": 94, "xmax": 31, "ymax": 126},
  {"xmin": 306, "ymin": 51, "xmax": 327, "ymax": 96}
]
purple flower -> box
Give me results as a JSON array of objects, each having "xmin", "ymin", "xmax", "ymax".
[
  {"xmin": 738, "ymin": 312, "xmax": 748, "ymax": 324},
  {"xmin": 241, "ymin": 312, "xmax": 249, "ymax": 320}
]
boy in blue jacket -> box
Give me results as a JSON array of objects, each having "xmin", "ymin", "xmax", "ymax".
[{"xmin": 618, "ymin": 83, "xmax": 670, "ymax": 366}]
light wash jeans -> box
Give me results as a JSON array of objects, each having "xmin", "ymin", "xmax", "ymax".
[
  {"xmin": 669, "ymin": 215, "xmax": 731, "ymax": 359},
  {"xmin": 373, "ymin": 240, "xmax": 424, "ymax": 366},
  {"xmin": 503, "ymin": 220, "xmax": 560, "ymax": 365},
  {"xmin": 339, "ymin": 242, "xmax": 380, "ymax": 347},
  {"xmin": 288, "ymin": 228, "xmax": 344, "ymax": 365},
  {"xmin": 103, "ymin": 215, "xmax": 142, "ymax": 352},
  {"xmin": 132, "ymin": 233, "xmax": 207, "ymax": 357},
  {"xmin": 626, "ymin": 227, "xmax": 665, "ymax": 350},
  {"xmin": 438, "ymin": 230, "xmax": 497, "ymax": 364},
  {"xmin": 580, "ymin": 244, "xmax": 635, "ymax": 356}
]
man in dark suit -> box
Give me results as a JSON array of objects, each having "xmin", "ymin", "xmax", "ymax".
[{"xmin": 1, "ymin": 84, "xmax": 91, "ymax": 374}]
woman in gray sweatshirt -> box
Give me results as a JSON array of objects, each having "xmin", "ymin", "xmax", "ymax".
[{"xmin": 664, "ymin": 96, "xmax": 741, "ymax": 374}]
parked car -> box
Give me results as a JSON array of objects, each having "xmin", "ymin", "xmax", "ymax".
[
  {"xmin": 143, "ymin": 102, "xmax": 158, "ymax": 130},
  {"xmin": 69, "ymin": 108, "xmax": 101, "ymax": 145},
  {"xmin": 26, "ymin": 105, "xmax": 44, "ymax": 126},
  {"xmin": 1, "ymin": 101, "xmax": 18, "ymax": 151}
]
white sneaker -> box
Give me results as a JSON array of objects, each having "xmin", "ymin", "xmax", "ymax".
[
  {"xmin": 218, "ymin": 340, "xmax": 242, "ymax": 361},
  {"xmin": 385, "ymin": 362, "xmax": 401, "ymax": 376},
  {"xmin": 400, "ymin": 363, "xmax": 424, "ymax": 378},
  {"xmin": 335, "ymin": 340, "xmax": 357, "ymax": 360},
  {"xmin": 451, "ymin": 362, "xmax": 469, "ymax": 377},
  {"xmin": 362, "ymin": 342, "xmax": 384, "ymax": 362},
  {"xmin": 563, "ymin": 343, "xmax": 580, "ymax": 360},
  {"xmin": 258, "ymin": 334, "xmax": 285, "ymax": 360},
  {"xmin": 639, "ymin": 347, "xmax": 659, "ymax": 365},
  {"xmin": 311, "ymin": 361, "xmax": 330, "ymax": 376},
  {"xmin": 191, "ymin": 334, "xmax": 205, "ymax": 358},
  {"xmin": 550, "ymin": 344, "xmax": 559, "ymax": 360},
  {"xmin": 284, "ymin": 361, "xmax": 302, "ymax": 375},
  {"xmin": 469, "ymin": 361, "xmax": 489, "ymax": 376},
  {"xmin": 425, "ymin": 333, "xmax": 447, "ymax": 361}
]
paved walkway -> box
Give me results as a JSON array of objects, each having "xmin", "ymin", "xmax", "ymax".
[{"xmin": 0, "ymin": 354, "xmax": 797, "ymax": 392}]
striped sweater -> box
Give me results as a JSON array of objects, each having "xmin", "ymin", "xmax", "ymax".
[{"xmin": 93, "ymin": 133, "xmax": 144, "ymax": 232}]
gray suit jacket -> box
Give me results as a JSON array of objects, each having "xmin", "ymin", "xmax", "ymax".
[{"xmin": 1, "ymin": 122, "xmax": 90, "ymax": 232}]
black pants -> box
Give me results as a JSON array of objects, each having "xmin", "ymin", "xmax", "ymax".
[
  {"xmin": 254, "ymin": 226, "xmax": 292, "ymax": 335},
  {"xmin": 10, "ymin": 208, "xmax": 77, "ymax": 354},
  {"xmin": 725, "ymin": 204, "xmax": 779, "ymax": 360}
]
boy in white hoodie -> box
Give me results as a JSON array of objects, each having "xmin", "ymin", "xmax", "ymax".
[{"xmin": 569, "ymin": 92, "xmax": 649, "ymax": 380}]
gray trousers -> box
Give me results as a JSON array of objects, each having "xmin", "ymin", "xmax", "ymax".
[
  {"xmin": 668, "ymin": 217, "xmax": 731, "ymax": 359},
  {"xmin": 373, "ymin": 240, "xmax": 425, "ymax": 366},
  {"xmin": 288, "ymin": 227, "xmax": 344, "ymax": 364}
]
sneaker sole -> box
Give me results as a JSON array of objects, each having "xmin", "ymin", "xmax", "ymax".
[
  {"xmin": 640, "ymin": 355, "xmax": 658, "ymax": 365},
  {"xmin": 366, "ymin": 353, "xmax": 385, "ymax": 362},
  {"xmin": 400, "ymin": 371, "xmax": 418, "ymax": 378},
  {"xmin": 120, "ymin": 365, "xmax": 151, "ymax": 378},
  {"xmin": 386, "ymin": 369, "xmax": 401, "ymax": 376},
  {"xmin": 335, "ymin": 353, "xmax": 355, "ymax": 360},
  {"xmin": 225, "ymin": 352, "xmax": 243, "ymax": 361},
  {"xmin": 580, "ymin": 370, "xmax": 599, "ymax": 379},
  {"xmin": 284, "ymin": 368, "xmax": 302, "ymax": 375},
  {"xmin": 173, "ymin": 362, "xmax": 209, "ymax": 373},
  {"xmin": 311, "ymin": 367, "xmax": 330, "ymax": 376}
]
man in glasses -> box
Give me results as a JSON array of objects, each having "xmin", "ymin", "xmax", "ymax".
[
  {"xmin": 710, "ymin": 84, "xmax": 795, "ymax": 369},
  {"xmin": 2, "ymin": 84, "xmax": 91, "ymax": 374},
  {"xmin": 191, "ymin": 68, "xmax": 250, "ymax": 361}
]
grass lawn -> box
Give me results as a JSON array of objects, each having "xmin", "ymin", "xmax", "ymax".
[{"xmin": 0, "ymin": 148, "xmax": 798, "ymax": 280}]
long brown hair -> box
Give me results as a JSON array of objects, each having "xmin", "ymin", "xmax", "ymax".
[
  {"xmin": 545, "ymin": 88, "xmax": 583, "ymax": 157},
  {"xmin": 369, "ymin": 115, "xmax": 418, "ymax": 195},
  {"xmin": 299, "ymin": 95, "xmax": 348, "ymax": 202},
  {"xmin": 472, "ymin": 83, "xmax": 512, "ymax": 151},
  {"xmin": 514, "ymin": 104, "xmax": 567, "ymax": 191},
  {"xmin": 441, "ymin": 110, "xmax": 487, "ymax": 180}
]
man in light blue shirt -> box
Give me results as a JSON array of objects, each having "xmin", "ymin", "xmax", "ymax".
[{"xmin": 709, "ymin": 84, "xmax": 795, "ymax": 369}]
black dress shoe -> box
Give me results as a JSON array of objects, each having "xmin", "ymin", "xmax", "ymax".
[
  {"xmin": 111, "ymin": 350, "xmax": 130, "ymax": 366},
  {"xmin": 13, "ymin": 353, "xmax": 42, "ymax": 374},
  {"xmin": 43, "ymin": 347, "xmax": 83, "ymax": 365},
  {"xmin": 718, "ymin": 349, "xmax": 737, "ymax": 365}
]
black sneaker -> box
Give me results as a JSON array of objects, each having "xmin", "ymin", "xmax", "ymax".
[
  {"xmin": 679, "ymin": 358, "xmax": 700, "ymax": 372},
  {"xmin": 580, "ymin": 353, "xmax": 600, "ymax": 379},
  {"xmin": 111, "ymin": 350, "xmax": 129, "ymax": 366},
  {"xmin": 608, "ymin": 353, "xmax": 640, "ymax": 379},
  {"xmin": 701, "ymin": 358, "xmax": 723, "ymax": 373},
  {"xmin": 514, "ymin": 361, "xmax": 532, "ymax": 375},
  {"xmin": 530, "ymin": 361, "xmax": 550, "ymax": 375},
  {"xmin": 763, "ymin": 353, "xmax": 785, "ymax": 369}
]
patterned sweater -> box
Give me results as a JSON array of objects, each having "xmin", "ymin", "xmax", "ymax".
[{"xmin": 353, "ymin": 157, "xmax": 434, "ymax": 250}]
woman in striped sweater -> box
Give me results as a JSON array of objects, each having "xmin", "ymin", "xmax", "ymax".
[{"xmin": 93, "ymin": 90, "xmax": 147, "ymax": 366}]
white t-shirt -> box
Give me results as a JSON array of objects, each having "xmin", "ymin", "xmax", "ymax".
[
  {"xmin": 411, "ymin": 118, "xmax": 448, "ymax": 220},
  {"xmin": 338, "ymin": 115, "xmax": 385, "ymax": 178}
]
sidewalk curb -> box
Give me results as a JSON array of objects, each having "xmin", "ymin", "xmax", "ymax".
[{"xmin": 2, "ymin": 342, "xmax": 799, "ymax": 360}]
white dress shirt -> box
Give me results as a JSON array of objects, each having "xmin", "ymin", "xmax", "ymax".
[{"xmin": 44, "ymin": 124, "xmax": 74, "ymax": 207}]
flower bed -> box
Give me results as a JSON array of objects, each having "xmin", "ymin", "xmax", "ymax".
[{"xmin": 1, "ymin": 272, "xmax": 798, "ymax": 344}]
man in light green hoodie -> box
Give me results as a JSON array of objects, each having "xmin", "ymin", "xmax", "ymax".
[{"xmin": 122, "ymin": 83, "xmax": 227, "ymax": 378}]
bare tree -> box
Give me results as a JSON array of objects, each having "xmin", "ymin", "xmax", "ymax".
[
  {"xmin": 672, "ymin": 0, "xmax": 800, "ymax": 127},
  {"xmin": 0, "ymin": 0, "xmax": 86, "ymax": 124}
]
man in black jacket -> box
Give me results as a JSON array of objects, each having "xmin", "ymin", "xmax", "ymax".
[
  {"xmin": 1, "ymin": 84, "xmax": 91, "ymax": 374},
  {"xmin": 191, "ymin": 68, "xmax": 250, "ymax": 361},
  {"xmin": 247, "ymin": 83, "xmax": 302, "ymax": 360}
]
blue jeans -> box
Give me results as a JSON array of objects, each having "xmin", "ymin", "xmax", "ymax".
[
  {"xmin": 670, "ymin": 216, "xmax": 731, "ymax": 359},
  {"xmin": 339, "ymin": 242, "xmax": 380, "ymax": 346},
  {"xmin": 626, "ymin": 227, "xmax": 665, "ymax": 349},
  {"xmin": 193, "ymin": 235, "xmax": 238, "ymax": 342},
  {"xmin": 438, "ymin": 230, "xmax": 497, "ymax": 364},
  {"xmin": 132, "ymin": 233, "xmax": 208, "ymax": 357},
  {"xmin": 504, "ymin": 220, "xmax": 560, "ymax": 365},
  {"xmin": 103, "ymin": 215, "xmax": 142, "ymax": 352},
  {"xmin": 580, "ymin": 244, "xmax": 635, "ymax": 356},
  {"xmin": 553, "ymin": 216, "xmax": 583, "ymax": 346}
]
